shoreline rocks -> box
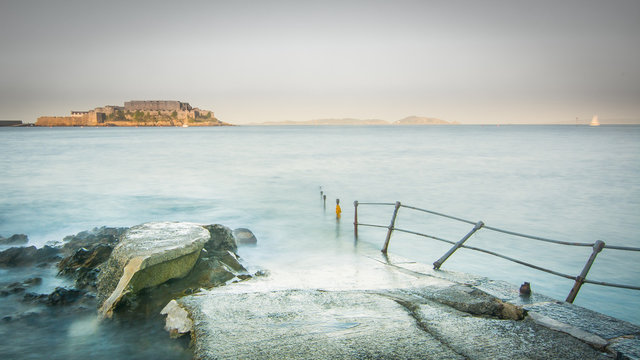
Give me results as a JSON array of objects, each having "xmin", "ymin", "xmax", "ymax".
[
  {"xmin": 0, "ymin": 245, "xmax": 60, "ymax": 268},
  {"xmin": 2, "ymin": 222, "xmax": 256, "ymax": 322},
  {"xmin": 0, "ymin": 234, "xmax": 29, "ymax": 246}
]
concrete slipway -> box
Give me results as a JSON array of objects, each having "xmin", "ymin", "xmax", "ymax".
[{"xmin": 165, "ymin": 253, "xmax": 639, "ymax": 359}]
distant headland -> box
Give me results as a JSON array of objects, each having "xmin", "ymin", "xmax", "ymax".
[
  {"xmin": 249, "ymin": 116, "xmax": 458, "ymax": 126},
  {"xmin": 36, "ymin": 100, "xmax": 230, "ymax": 127}
]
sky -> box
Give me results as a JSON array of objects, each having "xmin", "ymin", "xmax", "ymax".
[{"xmin": 1, "ymin": 0, "xmax": 639, "ymax": 125}]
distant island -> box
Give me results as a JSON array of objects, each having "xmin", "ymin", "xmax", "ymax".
[
  {"xmin": 0, "ymin": 120, "xmax": 24, "ymax": 127},
  {"xmin": 36, "ymin": 101, "xmax": 230, "ymax": 127},
  {"xmin": 249, "ymin": 116, "xmax": 458, "ymax": 126}
]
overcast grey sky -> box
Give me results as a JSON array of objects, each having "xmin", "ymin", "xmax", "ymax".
[{"xmin": 1, "ymin": 0, "xmax": 638, "ymax": 124}]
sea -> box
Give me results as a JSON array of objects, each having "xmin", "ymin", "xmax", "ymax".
[{"xmin": 1, "ymin": 125, "xmax": 639, "ymax": 358}]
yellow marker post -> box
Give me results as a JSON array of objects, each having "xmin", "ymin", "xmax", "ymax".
[{"xmin": 336, "ymin": 199, "xmax": 342, "ymax": 219}]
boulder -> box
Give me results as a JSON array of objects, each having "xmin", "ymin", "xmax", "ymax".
[
  {"xmin": 161, "ymin": 300, "xmax": 194, "ymax": 338},
  {"xmin": 59, "ymin": 244, "xmax": 113, "ymax": 274},
  {"xmin": 202, "ymin": 224, "xmax": 237, "ymax": 253},
  {"xmin": 45, "ymin": 287, "xmax": 85, "ymax": 306},
  {"xmin": 233, "ymin": 228, "xmax": 257, "ymax": 245},
  {"xmin": 0, "ymin": 234, "xmax": 29, "ymax": 246},
  {"xmin": 60, "ymin": 226, "xmax": 127, "ymax": 256},
  {"xmin": 58, "ymin": 243, "xmax": 114, "ymax": 290},
  {"xmin": 96, "ymin": 222, "xmax": 210, "ymax": 318},
  {"xmin": 0, "ymin": 246, "xmax": 60, "ymax": 268},
  {"xmin": 408, "ymin": 284, "xmax": 526, "ymax": 320},
  {"xmin": 21, "ymin": 286, "xmax": 88, "ymax": 306}
]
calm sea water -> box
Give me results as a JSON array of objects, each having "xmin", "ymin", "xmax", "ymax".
[{"xmin": 1, "ymin": 125, "xmax": 639, "ymax": 355}]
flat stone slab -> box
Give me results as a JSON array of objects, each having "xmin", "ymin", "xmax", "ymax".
[
  {"xmin": 111, "ymin": 222, "xmax": 210, "ymax": 267},
  {"xmin": 167, "ymin": 252, "xmax": 629, "ymax": 359},
  {"xmin": 97, "ymin": 222, "xmax": 210, "ymax": 317},
  {"xmin": 178, "ymin": 289, "xmax": 464, "ymax": 359},
  {"xmin": 174, "ymin": 286, "xmax": 610, "ymax": 360}
]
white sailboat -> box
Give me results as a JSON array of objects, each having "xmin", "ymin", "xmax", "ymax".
[{"xmin": 589, "ymin": 115, "xmax": 600, "ymax": 127}]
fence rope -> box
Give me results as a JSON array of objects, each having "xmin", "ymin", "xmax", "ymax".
[{"xmin": 355, "ymin": 201, "xmax": 640, "ymax": 299}]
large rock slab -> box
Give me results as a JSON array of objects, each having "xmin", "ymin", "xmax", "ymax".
[
  {"xmin": 169, "ymin": 286, "xmax": 610, "ymax": 360},
  {"xmin": 97, "ymin": 222, "xmax": 210, "ymax": 318},
  {"xmin": 174, "ymin": 289, "xmax": 465, "ymax": 359}
]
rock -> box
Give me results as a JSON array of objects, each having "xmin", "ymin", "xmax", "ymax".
[
  {"xmin": 58, "ymin": 243, "xmax": 113, "ymax": 290},
  {"xmin": 160, "ymin": 300, "xmax": 194, "ymax": 338},
  {"xmin": 22, "ymin": 292, "xmax": 48, "ymax": 303},
  {"xmin": 75, "ymin": 268, "xmax": 101, "ymax": 290},
  {"xmin": 21, "ymin": 287, "xmax": 87, "ymax": 306},
  {"xmin": 61, "ymin": 226, "xmax": 127, "ymax": 256},
  {"xmin": 0, "ymin": 246, "xmax": 60, "ymax": 268},
  {"xmin": 0, "ymin": 234, "xmax": 29, "ymax": 245},
  {"xmin": 96, "ymin": 222, "xmax": 210, "ymax": 318},
  {"xmin": 0, "ymin": 277, "xmax": 42, "ymax": 297},
  {"xmin": 23, "ymin": 277, "xmax": 43, "ymax": 286},
  {"xmin": 397, "ymin": 284, "xmax": 526, "ymax": 320},
  {"xmin": 59, "ymin": 244, "xmax": 113, "ymax": 274},
  {"xmin": 123, "ymin": 250, "xmax": 252, "ymax": 315},
  {"xmin": 189, "ymin": 257, "xmax": 236, "ymax": 287},
  {"xmin": 233, "ymin": 228, "xmax": 257, "ymax": 245},
  {"xmin": 46, "ymin": 287, "xmax": 84, "ymax": 306},
  {"xmin": 216, "ymin": 250, "xmax": 247, "ymax": 273},
  {"xmin": 1, "ymin": 283, "xmax": 25, "ymax": 297},
  {"xmin": 203, "ymin": 224, "xmax": 237, "ymax": 253}
]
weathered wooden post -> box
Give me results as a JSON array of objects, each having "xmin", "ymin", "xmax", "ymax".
[
  {"xmin": 353, "ymin": 201, "xmax": 359, "ymax": 238},
  {"xmin": 433, "ymin": 221, "xmax": 484, "ymax": 269},
  {"xmin": 323, "ymin": 195, "xmax": 326, "ymax": 210},
  {"xmin": 381, "ymin": 201, "xmax": 401, "ymax": 254},
  {"xmin": 566, "ymin": 240, "xmax": 605, "ymax": 303}
]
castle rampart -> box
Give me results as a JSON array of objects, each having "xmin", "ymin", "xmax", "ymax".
[
  {"xmin": 124, "ymin": 100, "xmax": 191, "ymax": 112},
  {"xmin": 36, "ymin": 100, "xmax": 222, "ymax": 127}
]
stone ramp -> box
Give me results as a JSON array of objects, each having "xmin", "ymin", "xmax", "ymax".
[
  {"xmin": 176, "ymin": 287, "xmax": 608, "ymax": 360},
  {"xmin": 165, "ymin": 253, "xmax": 639, "ymax": 359},
  {"xmin": 180, "ymin": 289, "xmax": 463, "ymax": 359}
]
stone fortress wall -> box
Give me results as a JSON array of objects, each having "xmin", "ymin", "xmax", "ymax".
[
  {"xmin": 36, "ymin": 101, "xmax": 220, "ymax": 127},
  {"xmin": 124, "ymin": 100, "xmax": 191, "ymax": 112}
]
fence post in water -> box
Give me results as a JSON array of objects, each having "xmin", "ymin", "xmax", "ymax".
[
  {"xmin": 323, "ymin": 195, "xmax": 327, "ymax": 210},
  {"xmin": 353, "ymin": 201, "xmax": 359, "ymax": 238},
  {"xmin": 566, "ymin": 240, "xmax": 605, "ymax": 303},
  {"xmin": 433, "ymin": 221, "xmax": 484, "ymax": 269},
  {"xmin": 381, "ymin": 201, "xmax": 401, "ymax": 254}
]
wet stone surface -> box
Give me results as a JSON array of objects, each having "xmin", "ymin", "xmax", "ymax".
[
  {"xmin": 176, "ymin": 286, "xmax": 615, "ymax": 360},
  {"xmin": 524, "ymin": 301, "xmax": 640, "ymax": 341},
  {"xmin": 179, "ymin": 289, "xmax": 465, "ymax": 359}
]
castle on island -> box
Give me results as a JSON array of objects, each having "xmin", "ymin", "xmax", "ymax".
[{"xmin": 37, "ymin": 100, "xmax": 228, "ymax": 127}]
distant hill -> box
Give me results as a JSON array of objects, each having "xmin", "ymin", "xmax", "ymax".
[
  {"xmin": 249, "ymin": 116, "xmax": 456, "ymax": 126},
  {"xmin": 393, "ymin": 116, "xmax": 457, "ymax": 125},
  {"xmin": 250, "ymin": 118, "xmax": 388, "ymax": 126}
]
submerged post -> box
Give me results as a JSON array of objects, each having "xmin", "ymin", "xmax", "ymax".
[
  {"xmin": 566, "ymin": 240, "xmax": 605, "ymax": 303},
  {"xmin": 354, "ymin": 201, "xmax": 359, "ymax": 238},
  {"xmin": 381, "ymin": 201, "xmax": 401, "ymax": 254},
  {"xmin": 433, "ymin": 221, "xmax": 484, "ymax": 269}
]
